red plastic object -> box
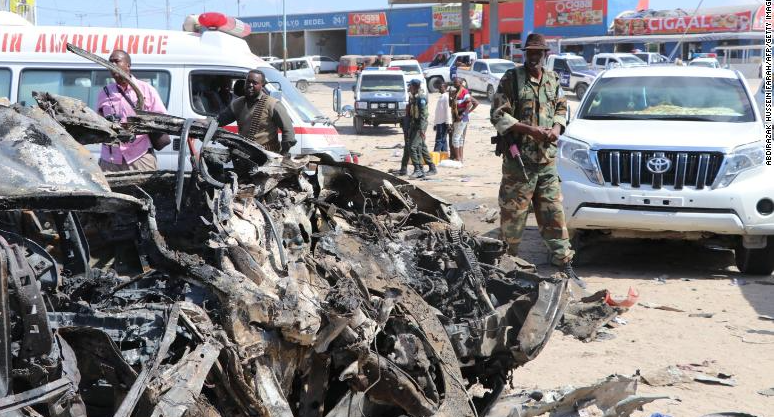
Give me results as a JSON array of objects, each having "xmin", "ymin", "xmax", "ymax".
[
  {"xmin": 605, "ymin": 287, "xmax": 639, "ymax": 308},
  {"xmin": 198, "ymin": 12, "xmax": 228, "ymax": 28}
]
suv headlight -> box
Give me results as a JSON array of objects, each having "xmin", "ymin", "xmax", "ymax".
[
  {"xmin": 355, "ymin": 101, "xmax": 367, "ymax": 109},
  {"xmin": 398, "ymin": 102, "xmax": 407, "ymax": 110},
  {"xmin": 559, "ymin": 137, "xmax": 603, "ymax": 184},
  {"xmin": 714, "ymin": 142, "xmax": 766, "ymax": 188}
]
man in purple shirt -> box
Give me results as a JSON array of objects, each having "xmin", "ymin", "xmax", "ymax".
[{"xmin": 96, "ymin": 50, "xmax": 168, "ymax": 171}]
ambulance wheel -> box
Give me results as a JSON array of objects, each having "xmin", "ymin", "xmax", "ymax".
[
  {"xmin": 487, "ymin": 85, "xmax": 495, "ymax": 102},
  {"xmin": 354, "ymin": 116, "xmax": 364, "ymax": 134},
  {"xmin": 575, "ymin": 83, "xmax": 588, "ymax": 101},
  {"xmin": 296, "ymin": 80, "xmax": 309, "ymax": 93},
  {"xmin": 735, "ymin": 236, "xmax": 774, "ymax": 275},
  {"xmin": 428, "ymin": 77, "xmax": 443, "ymax": 93}
]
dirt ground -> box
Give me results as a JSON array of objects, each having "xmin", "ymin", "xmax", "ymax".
[{"xmin": 305, "ymin": 74, "xmax": 774, "ymax": 417}]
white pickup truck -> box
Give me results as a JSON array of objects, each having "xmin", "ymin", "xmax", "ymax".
[
  {"xmin": 423, "ymin": 51, "xmax": 477, "ymax": 92},
  {"xmin": 456, "ymin": 59, "xmax": 516, "ymax": 101}
]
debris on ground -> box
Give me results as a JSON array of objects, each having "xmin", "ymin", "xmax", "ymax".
[
  {"xmin": 757, "ymin": 387, "xmax": 774, "ymax": 396},
  {"xmin": 481, "ymin": 209, "xmax": 499, "ymax": 223},
  {"xmin": 641, "ymin": 302, "xmax": 685, "ymax": 313},
  {"xmin": 689, "ymin": 313, "xmax": 716, "ymax": 318},
  {"xmin": 558, "ymin": 290, "xmax": 627, "ymax": 342},
  {"xmin": 0, "ymin": 93, "xmax": 575, "ymax": 416},
  {"xmin": 605, "ymin": 287, "xmax": 639, "ymax": 308},
  {"xmin": 641, "ymin": 362, "xmax": 737, "ymax": 387},
  {"xmin": 485, "ymin": 374, "xmax": 669, "ymax": 417}
]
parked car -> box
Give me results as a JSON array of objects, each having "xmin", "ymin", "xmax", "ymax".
[
  {"xmin": 590, "ymin": 53, "xmax": 647, "ymax": 71},
  {"xmin": 352, "ymin": 68, "xmax": 407, "ymax": 134},
  {"xmin": 689, "ymin": 57, "xmax": 721, "ymax": 68},
  {"xmin": 423, "ymin": 51, "xmax": 477, "ymax": 92},
  {"xmin": 308, "ymin": 55, "xmax": 338, "ymax": 73},
  {"xmin": 633, "ymin": 52, "xmax": 671, "ymax": 65},
  {"xmin": 338, "ymin": 55, "xmax": 362, "ymax": 77},
  {"xmin": 559, "ymin": 66, "xmax": 773, "ymax": 274},
  {"xmin": 260, "ymin": 55, "xmax": 280, "ymax": 62},
  {"xmin": 457, "ymin": 58, "xmax": 516, "ymax": 101},
  {"xmin": 545, "ymin": 53, "xmax": 598, "ymax": 100},
  {"xmin": 389, "ymin": 59, "xmax": 428, "ymax": 94},
  {"xmin": 270, "ymin": 57, "xmax": 316, "ymax": 92}
]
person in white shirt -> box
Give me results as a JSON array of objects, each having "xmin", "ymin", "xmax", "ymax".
[{"xmin": 433, "ymin": 82, "xmax": 452, "ymax": 153}]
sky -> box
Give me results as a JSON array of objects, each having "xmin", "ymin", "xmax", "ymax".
[{"xmin": 35, "ymin": 0, "xmax": 760, "ymax": 29}]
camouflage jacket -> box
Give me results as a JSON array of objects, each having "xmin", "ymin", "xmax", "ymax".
[
  {"xmin": 490, "ymin": 65, "xmax": 567, "ymax": 164},
  {"xmin": 408, "ymin": 92, "xmax": 429, "ymax": 132}
]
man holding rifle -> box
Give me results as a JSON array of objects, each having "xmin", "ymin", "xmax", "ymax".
[{"xmin": 490, "ymin": 33, "xmax": 585, "ymax": 287}]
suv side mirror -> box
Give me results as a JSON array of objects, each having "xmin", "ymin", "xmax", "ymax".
[
  {"xmin": 481, "ymin": 70, "xmax": 489, "ymax": 75},
  {"xmin": 341, "ymin": 105, "xmax": 354, "ymax": 118},
  {"xmin": 333, "ymin": 87, "xmax": 342, "ymax": 114}
]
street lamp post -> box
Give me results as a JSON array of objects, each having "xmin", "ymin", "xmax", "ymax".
[{"xmin": 283, "ymin": 0, "xmax": 287, "ymax": 77}]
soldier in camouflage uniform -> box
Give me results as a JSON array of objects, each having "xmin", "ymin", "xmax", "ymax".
[
  {"xmin": 406, "ymin": 79, "xmax": 437, "ymax": 179},
  {"xmin": 489, "ymin": 33, "xmax": 585, "ymax": 286}
]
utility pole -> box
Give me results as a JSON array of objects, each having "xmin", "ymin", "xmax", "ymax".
[
  {"xmin": 283, "ymin": 0, "xmax": 287, "ymax": 77},
  {"xmin": 236, "ymin": 0, "xmax": 241, "ymax": 16},
  {"xmin": 114, "ymin": 0, "xmax": 121, "ymax": 27},
  {"xmin": 166, "ymin": 0, "xmax": 171, "ymax": 30},
  {"xmin": 133, "ymin": 0, "xmax": 139, "ymax": 28},
  {"xmin": 75, "ymin": 13, "xmax": 87, "ymax": 26}
]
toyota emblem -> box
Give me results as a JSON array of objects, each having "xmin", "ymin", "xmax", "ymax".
[{"xmin": 646, "ymin": 156, "xmax": 672, "ymax": 174}]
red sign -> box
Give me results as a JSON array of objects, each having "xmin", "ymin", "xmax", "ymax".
[
  {"xmin": 534, "ymin": 0, "xmax": 605, "ymax": 27},
  {"xmin": 752, "ymin": 5, "xmax": 767, "ymax": 31},
  {"xmin": 613, "ymin": 11, "xmax": 754, "ymax": 35},
  {"xmin": 347, "ymin": 12, "xmax": 388, "ymax": 37}
]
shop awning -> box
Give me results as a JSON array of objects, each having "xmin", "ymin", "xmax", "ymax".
[{"xmin": 558, "ymin": 31, "xmax": 764, "ymax": 46}]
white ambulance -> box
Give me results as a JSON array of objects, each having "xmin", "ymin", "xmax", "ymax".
[{"xmin": 0, "ymin": 12, "xmax": 353, "ymax": 169}]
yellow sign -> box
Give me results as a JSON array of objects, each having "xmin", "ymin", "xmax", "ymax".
[{"xmin": 10, "ymin": 0, "xmax": 35, "ymax": 13}]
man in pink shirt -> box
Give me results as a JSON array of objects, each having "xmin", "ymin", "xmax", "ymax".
[{"xmin": 96, "ymin": 50, "xmax": 168, "ymax": 171}]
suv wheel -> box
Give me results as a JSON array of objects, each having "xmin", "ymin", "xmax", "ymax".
[
  {"xmin": 487, "ymin": 85, "xmax": 495, "ymax": 102},
  {"xmin": 735, "ymin": 236, "xmax": 774, "ymax": 275},
  {"xmin": 296, "ymin": 80, "xmax": 309, "ymax": 93},
  {"xmin": 428, "ymin": 77, "xmax": 443, "ymax": 93},
  {"xmin": 575, "ymin": 83, "xmax": 588, "ymax": 100},
  {"xmin": 353, "ymin": 116, "xmax": 364, "ymax": 134}
]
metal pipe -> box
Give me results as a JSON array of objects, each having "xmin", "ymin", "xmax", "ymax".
[{"xmin": 254, "ymin": 200, "xmax": 288, "ymax": 270}]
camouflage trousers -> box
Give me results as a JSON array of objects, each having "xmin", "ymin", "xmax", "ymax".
[
  {"xmin": 408, "ymin": 128, "xmax": 432, "ymax": 166},
  {"xmin": 499, "ymin": 158, "xmax": 574, "ymax": 265}
]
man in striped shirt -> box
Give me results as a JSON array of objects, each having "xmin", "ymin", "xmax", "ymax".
[{"xmin": 449, "ymin": 76, "xmax": 479, "ymax": 163}]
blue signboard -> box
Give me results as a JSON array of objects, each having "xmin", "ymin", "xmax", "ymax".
[{"xmin": 242, "ymin": 12, "xmax": 348, "ymax": 32}]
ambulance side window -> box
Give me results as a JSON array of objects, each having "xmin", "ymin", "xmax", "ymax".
[
  {"xmin": 189, "ymin": 72, "xmax": 245, "ymax": 117},
  {"xmin": 18, "ymin": 69, "xmax": 170, "ymax": 109},
  {"xmin": 0, "ymin": 69, "xmax": 10, "ymax": 100}
]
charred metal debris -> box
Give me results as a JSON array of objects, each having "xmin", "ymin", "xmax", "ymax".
[{"xmin": 0, "ymin": 94, "xmax": 572, "ymax": 417}]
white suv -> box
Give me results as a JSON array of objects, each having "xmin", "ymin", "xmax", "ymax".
[
  {"xmin": 590, "ymin": 53, "xmax": 647, "ymax": 71},
  {"xmin": 559, "ymin": 66, "xmax": 774, "ymax": 274}
]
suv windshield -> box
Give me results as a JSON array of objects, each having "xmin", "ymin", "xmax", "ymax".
[
  {"xmin": 566, "ymin": 58, "xmax": 590, "ymax": 71},
  {"xmin": 620, "ymin": 56, "xmax": 645, "ymax": 65},
  {"xmin": 360, "ymin": 74, "xmax": 406, "ymax": 92},
  {"xmin": 490, "ymin": 62, "xmax": 516, "ymax": 73},
  {"xmin": 579, "ymin": 76, "xmax": 755, "ymax": 122},
  {"xmin": 261, "ymin": 66, "xmax": 324, "ymax": 123},
  {"xmin": 394, "ymin": 65, "xmax": 421, "ymax": 75}
]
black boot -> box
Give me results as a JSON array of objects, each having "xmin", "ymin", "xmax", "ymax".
[
  {"xmin": 410, "ymin": 165, "xmax": 425, "ymax": 179},
  {"xmin": 426, "ymin": 163, "xmax": 437, "ymax": 176},
  {"xmin": 389, "ymin": 165, "xmax": 408, "ymax": 176},
  {"xmin": 562, "ymin": 261, "xmax": 587, "ymax": 289}
]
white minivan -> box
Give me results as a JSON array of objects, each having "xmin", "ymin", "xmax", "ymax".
[{"xmin": 0, "ymin": 13, "xmax": 352, "ymax": 170}]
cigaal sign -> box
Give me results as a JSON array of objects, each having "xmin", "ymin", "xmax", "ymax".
[
  {"xmin": 535, "ymin": 0, "xmax": 605, "ymax": 27},
  {"xmin": 347, "ymin": 12, "xmax": 388, "ymax": 37},
  {"xmin": 613, "ymin": 11, "xmax": 753, "ymax": 35}
]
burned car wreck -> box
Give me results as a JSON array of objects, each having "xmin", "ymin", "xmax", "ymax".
[{"xmin": 0, "ymin": 92, "xmax": 570, "ymax": 417}]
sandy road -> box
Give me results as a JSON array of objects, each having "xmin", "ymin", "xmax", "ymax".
[{"xmin": 303, "ymin": 73, "xmax": 774, "ymax": 416}]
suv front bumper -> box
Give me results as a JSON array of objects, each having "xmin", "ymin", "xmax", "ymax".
[
  {"xmin": 355, "ymin": 109, "xmax": 405, "ymax": 124},
  {"xmin": 559, "ymin": 163, "xmax": 774, "ymax": 236}
]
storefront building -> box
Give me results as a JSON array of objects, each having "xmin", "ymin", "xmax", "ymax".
[{"xmin": 239, "ymin": 1, "xmax": 762, "ymax": 64}]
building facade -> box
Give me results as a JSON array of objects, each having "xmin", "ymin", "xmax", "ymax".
[{"xmin": 240, "ymin": 1, "xmax": 762, "ymax": 63}]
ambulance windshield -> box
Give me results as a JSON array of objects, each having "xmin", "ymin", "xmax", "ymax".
[{"xmin": 260, "ymin": 67, "xmax": 324, "ymax": 123}]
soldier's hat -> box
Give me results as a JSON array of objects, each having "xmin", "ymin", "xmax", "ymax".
[{"xmin": 521, "ymin": 33, "xmax": 551, "ymax": 51}]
